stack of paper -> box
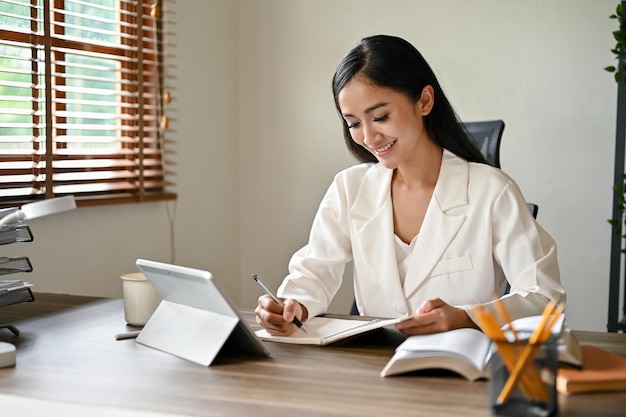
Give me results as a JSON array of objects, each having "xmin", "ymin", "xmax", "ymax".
[{"xmin": 0, "ymin": 280, "xmax": 32, "ymax": 293}]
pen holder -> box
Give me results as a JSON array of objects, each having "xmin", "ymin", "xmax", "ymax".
[{"xmin": 488, "ymin": 336, "xmax": 558, "ymax": 417}]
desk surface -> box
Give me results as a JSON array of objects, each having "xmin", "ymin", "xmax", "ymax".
[{"xmin": 0, "ymin": 298, "xmax": 625, "ymax": 417}]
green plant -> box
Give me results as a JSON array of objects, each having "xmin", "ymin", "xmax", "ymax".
[{"xmin": 606, "ymin": 4, "xmax": 626, "ymax": 91}]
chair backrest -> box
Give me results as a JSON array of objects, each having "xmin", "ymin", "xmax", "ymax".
[
  {"xmin": 462, "ymin": 119, "xmax": 538, "ymax": 221},
  {"xmin": 462, "ymin": 120, "xmax": 504, "ymax": 168}
]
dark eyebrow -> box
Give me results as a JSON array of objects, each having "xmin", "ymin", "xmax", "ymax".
[{"xmin": 342, "ymin": 102, "xmax": 388, "ymax": 118}]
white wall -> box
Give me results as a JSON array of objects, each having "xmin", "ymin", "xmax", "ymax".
[
  {"xmin": 4, "ymin": 0, "xmax": 619, "ymax": 332},
  {"xmin": 237, "ymin": 0, "xmax": 619, "ymax": 331}
]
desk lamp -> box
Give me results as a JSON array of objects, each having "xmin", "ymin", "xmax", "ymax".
[
  {"xmin": 0, "ymin": 196, "xmax": 76, "ymax": 229},
  {"xmin": 0, "ymin": 196, "xmax": 77, "ymax": 368}
]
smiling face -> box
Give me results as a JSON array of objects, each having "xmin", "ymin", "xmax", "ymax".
[{"xmin": 337, "ymin": 77, "xmax": 435, "ymax": 170}]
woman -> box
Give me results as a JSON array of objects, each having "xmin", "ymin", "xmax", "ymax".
[{"xmin": 255, "ymin": 35, "xmax": 564, "ymax": 336}]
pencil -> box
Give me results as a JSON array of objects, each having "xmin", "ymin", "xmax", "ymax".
[
  {"xmin": 472, "ymin": 304, "xmax": 543, "ymax": 400},
  {"xmin": 496, "ymin": 302, "xmax": 563, "ymax": 404},
  {"xmin": 252, "ymin": 274, "xmax": 307, "ymax": 333}
]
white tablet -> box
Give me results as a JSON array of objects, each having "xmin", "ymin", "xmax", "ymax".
[{"xmin": 135, "ymin": 259, "xmax": 269, "ymax": 366}]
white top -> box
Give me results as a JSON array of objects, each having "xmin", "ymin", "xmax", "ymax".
[{"xmin": 395, "ymin": 234, "xmax": 417, "ymax": 286}]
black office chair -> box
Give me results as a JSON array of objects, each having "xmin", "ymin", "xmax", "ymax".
[{"xmin": 462, "ymin": 120, "xmax": 504, "ymax": 168}]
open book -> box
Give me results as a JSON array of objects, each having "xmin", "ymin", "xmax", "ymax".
[
  {"xmin": 255, "ymin": 316, "xmax": 406, "ymax": 346},
  {"xmin": 380, "ymin": 315, "xmax": 583, "ymax": 380}
]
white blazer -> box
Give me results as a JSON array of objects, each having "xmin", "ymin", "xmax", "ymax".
[{"xmin": 278, "ymin": 150, "xmax": 565, "ymax": 322}]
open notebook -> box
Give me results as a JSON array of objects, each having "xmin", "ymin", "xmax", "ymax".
[{"xmin": 255, "ymin": 316, "xmax": 406, "ymax": 346}]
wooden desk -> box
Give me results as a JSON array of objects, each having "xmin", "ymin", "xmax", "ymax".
[{"xmin": 0, "ymin": 297, "xmax": 625, "ymax": 417}]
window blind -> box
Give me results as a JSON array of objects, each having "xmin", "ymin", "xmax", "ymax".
[{"xmin": 0, "ymin": 0, "xmax": 176, "ymax": 207}]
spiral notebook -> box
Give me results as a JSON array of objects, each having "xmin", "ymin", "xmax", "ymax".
[{"xmin": 255, "ymin": 316, "xmax": 406, "ymax": 346}]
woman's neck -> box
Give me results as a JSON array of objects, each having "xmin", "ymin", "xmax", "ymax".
[{"xmin": 393, "ymin": 144, "xmax": 443, "ymax": 190}]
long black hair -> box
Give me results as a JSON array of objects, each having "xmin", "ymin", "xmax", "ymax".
[{"xmin": 332, "ymin": 35, "xmax": 486, "ymax": 164}]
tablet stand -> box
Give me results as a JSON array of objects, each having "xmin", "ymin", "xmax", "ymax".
[{"xmin": 136, "ymin": 300, "xmax": 240, "ymax": 366}]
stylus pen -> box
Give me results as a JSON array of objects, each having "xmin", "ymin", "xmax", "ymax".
[{"xmin": 252, "ymin": 274, "xmax": 307, "ymax": 333}]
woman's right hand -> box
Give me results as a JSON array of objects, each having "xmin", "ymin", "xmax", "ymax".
[{"xmin": 255, "ymin": 295, "xmax": 308, "ymax": 336}]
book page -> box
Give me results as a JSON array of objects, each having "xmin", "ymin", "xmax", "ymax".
[
  {"xmin": 255, "ymin": 316, "xmax": 405, "ymax": 345},
  {"xmin": 394, "ymin": 328, "xmax": 492, "ymax": 372},
  {"xmin": 505, "ymin": 314, "xmax": 582, "ymax": 367}
]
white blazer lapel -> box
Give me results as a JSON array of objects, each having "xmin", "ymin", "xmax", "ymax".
[
  {"xmin": 403, "ymin": 151, "xmax": 469, "ymax": 296},
  {"xmin": 350, "ymin": 165, "xmax": 399, "ymax": 280}
]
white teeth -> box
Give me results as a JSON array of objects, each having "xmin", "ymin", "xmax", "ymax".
[{"xmin": 375, "ymin": 140, "xmax": 395, "ymax": 154}]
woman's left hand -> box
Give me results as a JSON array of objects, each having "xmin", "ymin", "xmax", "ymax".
[{"xmin": 394, "ymin": 297, "xmax": 479, "ymax": 335}]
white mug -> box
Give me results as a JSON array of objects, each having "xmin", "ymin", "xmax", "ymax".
[{"xmin": 120, "ymin": 272, "xmax": 162, "ymax": 326}]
